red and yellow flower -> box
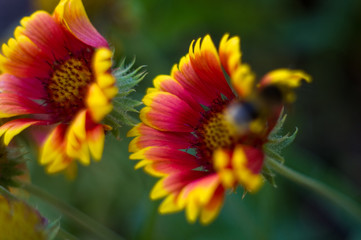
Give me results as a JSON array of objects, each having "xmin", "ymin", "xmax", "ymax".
[
  {"xmin": 128, "ymin": 34, "xmax": 310, "ymax": 224},
  {"xmin": 0, "ymin": 0, "xmax": 117, "ymax": 173}
]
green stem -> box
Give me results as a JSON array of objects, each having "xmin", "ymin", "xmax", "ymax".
[
  {"xmin": 57, "ymin": 228, "xmax": 79, "ymax": 240},
  {"xmin": 0, "ymin": 185, "xmax": 16, "ymax": 199},
  {"xmin": 21, "ymin": 182, "xmax": 125, "ymax": 240},
  {"xmin": 266, "ymin": 157, "xmax": 361, "ymax": 223}
]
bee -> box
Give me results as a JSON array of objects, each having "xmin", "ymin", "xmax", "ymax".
[
  {"xmin": 224, "ymin": 101, "xmax": 259, "ymax": 134},
  {"xmin": 225, "ymin": 84, "xmax": 287, "ymax": 134}
]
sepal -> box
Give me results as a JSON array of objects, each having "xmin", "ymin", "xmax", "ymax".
[
  {"xmin": 0, "ymin": 142, "xmax": 28, "ymax": 190},
  {"xmin": 262, "ymin": 113, "xmax": 298, "ymax": 187},
  {"xmin": 105, "ymin": 58, "xmax": 146, "ymax": 138}
]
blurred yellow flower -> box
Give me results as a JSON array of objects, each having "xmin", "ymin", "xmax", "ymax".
[{"xmin": 0, "ymin": 195, "xmax": 48, "ymax": 240}]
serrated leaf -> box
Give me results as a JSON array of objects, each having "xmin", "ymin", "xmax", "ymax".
[
  {"xmin": 113, "ymin": 98, "xmax": 142, "ymax": 113},
  {"xmin": 105, "ymin": 58, "xmax": 146, "ymax": 135},
  {"xmin": 113, "ymin": 58, "xmax": 147, "ymax": 94},
  {"xmin": 262, "ymin": 113, "xmax": 298, "ymax": 187},
  {"xmin": 116, "ymin": 89, "xmax": 135, "ymax": 98},
  {"xmin": 111, "ymin": 109, "xmax": 139, "ymax": 126},
  {"xmin": 266, "ymin": 128, "xmax": 298, "ymax": 153}
]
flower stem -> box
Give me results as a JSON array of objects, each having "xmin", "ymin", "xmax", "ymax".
[
  {"xmin": 21, "ymin": 182, "xmax": 125, "ymax": 240},
  {"xmin": 57, "ymin": 228, "xmax": 79, "ymax": 240},
  {"xmin": 266, "ymin": 157, "xmax": 361, "ymax": 223}
]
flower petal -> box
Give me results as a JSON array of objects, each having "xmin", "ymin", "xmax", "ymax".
[
  {"xmin": 172, "ymin": 55, "xmax": 222, "ymax": 106},
  {"xmin": 159, "ymin": 193, "xmax": 183, "ymax": 214},
  {"xmin": 150, "ymin": 171, "xmax": 209, "ymax": 200},
  {"xmin": 153, "ymin": 75, "xmax": 203, "ymax": 112},
  {"xmin": 92, "ymin": 48, "xmax": 117, "ymax": 99},
  {"xmin": 127, "ymin": 123, "xmax": 193, "ymax": 152},
  {"xmin": 219, "ymin": 34, "xmax": 241, "ymax": 78},
  {"xmin": 0, "ymin": 93, "xmax": 45, "ymax": 118},
  {"xmin": 86, "ymin": 124, "xmax": 105, "ymax": 161},
  {"xmin": 65, "ymin": 110, "xmax": 90, "ymax": 165},
  {"xmin": 177, "ymin": 174, "xmax": 221, "ymax": 223},
  {"xmin": 53, "ymin": 0, "xmax": 108, "ymax": 48},
  {"xmin": 129, "ymin": 146, "xmax": 200, "ymax": 176},
  {"xmin": 189, "ymin": 35, "xmax": 234, "ymax": 100},
  {"xmin": 0, "ymin": 74, "xmax": 46, "ymax": 99},
  {"xmin": 0, "ymin": 119, "xmax": 44, "ymax": 145},
  {"xmin": 140, "ymin": 91, "xmax": 201, "ymax": 132},
  {"xmin": 93, "ymin": 48, "xmax": 113, "ymax": 77},
  {"xmin": 40, "ymin": 124, "xmax": 72, "ymax": 174},
  {"xmin": 232, "ymin": 145, "xmax": 264, "ymax": 192},
  {"xmin": 86, "ymin": 83, "xmax": 113, "ymax": 122},
  {"xmin": 259, "ymin": 69, "xmax": 311, "ymax": 103},
  {"xmin": 17, "ymin": 11, "xmax": 70, "ymax": 61},
  {"xmin": 200, "ymin": 185, "xmax": 225, "ymax": 225},
  {"xmin": 259, "ymin": 69, "xmax": 312, "ymax": 88},
  {"xmin": 219, "ymin": 34, "xmax": 255, "ymax": 99},
  {"xmin": 0, "ymin": 35, "xmax": 50, "ymax": 78},
  {"xmin": 40, "ymin": 124, "xmax": 67, "ymax": 165}
]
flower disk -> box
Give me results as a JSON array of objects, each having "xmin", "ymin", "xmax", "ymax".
[
  {"xmin": 47, "ymin": 57, "xmax": 92, "ymax": 118},
  {"xmin": 0, "ymin": 0, "xmax": 117, "ymax": 173},
  {"xmin": 128, "ymin": 34, "xmax": 310, "ymax": 224}
]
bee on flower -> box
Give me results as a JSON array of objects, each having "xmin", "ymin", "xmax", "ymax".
[{"xmin": 128, "ymin": 34, "xmax": 311, "ymax": 224}]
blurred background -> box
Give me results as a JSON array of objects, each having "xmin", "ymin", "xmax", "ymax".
[{"xmin": 1, "ymin": 0, "xmax": 361, "ymax": 239}]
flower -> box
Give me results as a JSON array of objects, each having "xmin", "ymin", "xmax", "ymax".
[
  {"xmin": 0, "ymin": 0, "xmax": 117, "ymax": 173},
  {"xmin": 128, "ymin": 34, "xmax": 311, "ymax": 224},
  {"xmin": 0, "ymin": 194, "xmax": 49, "ymax": 240}
]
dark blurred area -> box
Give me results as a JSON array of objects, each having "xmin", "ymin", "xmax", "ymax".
[{"xmin": 1, "ymin": 0, "xmax": 361, "ymax": 239}]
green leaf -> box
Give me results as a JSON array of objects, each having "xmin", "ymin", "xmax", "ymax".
[
  {"xmin": 113, "ymin": 98, "xmax": 142, "ymax": 113},
  {"xmin": 104, "ymin": 58, "xmax": 146, "ymax": 137},
  {"xmin": 113, "ymin": 58, "xmax": 146, "ymax": 94},
  {"xmin": 267, "ymin": 128, "xmax": 298, "ymax": 153},
  {"xmin": 262, "ymin": 113, "xmax": 298, "ymax": 187}
]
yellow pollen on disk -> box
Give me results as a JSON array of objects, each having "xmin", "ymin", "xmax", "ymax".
[
  {"xmin": 47, "ymin": 58, "xmax": 92, "ymax": 115},
  {"xmin": 201, "ymin": 112, "xmax": 237, "ymax": 151}
]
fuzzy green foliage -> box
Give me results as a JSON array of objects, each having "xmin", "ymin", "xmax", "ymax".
[
  {"xmin": 104, "ymin": 59, "xmax": 146, "ymax": 138},
  {"xmin": 263, "ymin": 113, "xmax": 298, "ymax": 187},
  {"xmin": 0, "ymin": 143, "xmax": 27, "ymax": 190}
]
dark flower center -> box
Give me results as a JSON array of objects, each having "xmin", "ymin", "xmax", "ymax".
[
  {"xmin": 193, "ymin": 99, "xmax": 235, "ymax": 162},
  {"xmin": 199, "ymin": 111, "xmax": 237, "ymax": 153},
  {"xmin": 46, "ymin": 56, "xmax": 93, "ymax": 121}
]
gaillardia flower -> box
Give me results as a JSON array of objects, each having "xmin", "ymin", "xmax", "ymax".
[
  {"xmin": 128, "ymin": 34, "xmax": 311, "ymax": 224},
  {"xmin": 0, "ymin": 194, "xmax": 49, "ymax": 240},
  {"xmin": 0, "ymin": 0, "xmax": 117, "ymax": 173}
]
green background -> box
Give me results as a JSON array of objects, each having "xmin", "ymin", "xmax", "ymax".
[{"xmin": 1, "ymin": 0, "xmax": 361, "ymax": 239}]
